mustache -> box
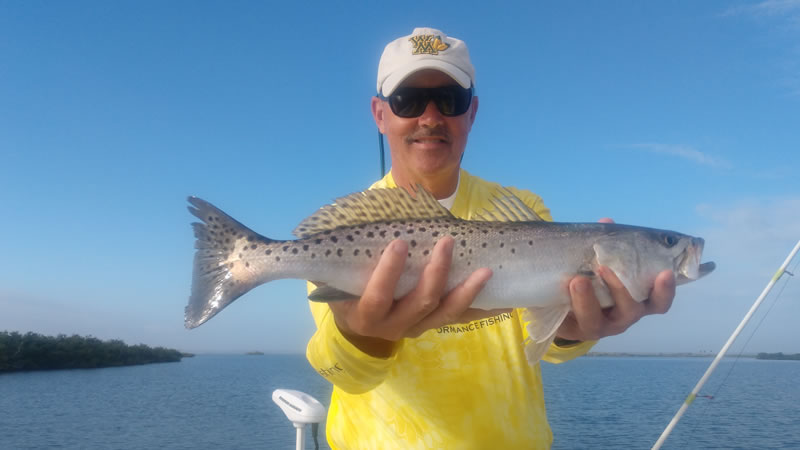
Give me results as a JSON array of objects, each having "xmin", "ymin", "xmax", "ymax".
[{"xmin": 405, "ymin": 126, "xmax": 450, "ymax": 145}]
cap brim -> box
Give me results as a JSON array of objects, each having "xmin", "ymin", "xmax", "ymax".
[{"xmin": 381, "ymin": 60, "xmax": 471, "ymax": 96}]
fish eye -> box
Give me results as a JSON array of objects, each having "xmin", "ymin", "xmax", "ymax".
[{"xmin": 661, "ymin": 234, "xmax": 678, "ymax": 248}]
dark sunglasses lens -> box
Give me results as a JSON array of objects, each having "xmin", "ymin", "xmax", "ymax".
[
  {"xmin": 390, "ymin": 90, "xmax": 427, "ymax": 118},
  {"xmin": 449, "ymin": 86, "xmax": 472, "ymax": 115},
  {"xmin": 388, "ymin": 86, "xmax": 472, "ymax": 118}
]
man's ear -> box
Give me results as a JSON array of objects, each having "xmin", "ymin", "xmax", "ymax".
[{"xmin": 371, "ymin": 96, "xmax": 386, "ymax": 134}]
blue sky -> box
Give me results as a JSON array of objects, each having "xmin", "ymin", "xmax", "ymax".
[{"xmin": 2, "ymin": 1, "xmax": 798, "ymax": 355}]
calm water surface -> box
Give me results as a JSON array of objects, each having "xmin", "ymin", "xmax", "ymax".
[{"xmin": 1, "ymin": 355, "xmax": 798, "ymax": 449}]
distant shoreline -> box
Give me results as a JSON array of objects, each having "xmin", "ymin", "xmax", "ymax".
[{"xmin": 0, "ymin": 331, "xmax": 192, "ymax": 374}]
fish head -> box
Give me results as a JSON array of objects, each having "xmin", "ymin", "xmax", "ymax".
[{"xmin": 594, "ymin": 227, "xmax": 715, "ymax": 302}]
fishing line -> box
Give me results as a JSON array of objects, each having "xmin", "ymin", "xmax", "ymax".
[{"xmin": 678, "ymin": 256, "xmax": 800, "ymax": 447}]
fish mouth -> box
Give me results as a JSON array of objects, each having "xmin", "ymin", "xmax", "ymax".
[{"xmin": 675, "ymin": 237, "xmax": 715, "ymax": 284}]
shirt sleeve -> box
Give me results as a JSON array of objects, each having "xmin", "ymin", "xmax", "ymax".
[
  {"xmin": 542, "ymin": 339, "xmax": 595, "ymax": 363},
  {"xmin": 305, "ymin": 282, "xmax": 402, "ymax": 394}
]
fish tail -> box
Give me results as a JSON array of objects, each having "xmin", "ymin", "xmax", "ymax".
[{"xmin": 185, "ymin": 197, "xmax": 275, "ymax": 329}]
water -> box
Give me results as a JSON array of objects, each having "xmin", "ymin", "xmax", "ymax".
[{"xmin": 1, "ymin": 355, "xmax": 798, "ymax": 449}]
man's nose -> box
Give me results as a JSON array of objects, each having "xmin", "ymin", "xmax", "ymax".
[{"xmin": 418, "ymin": 100, "xmax": 444, "ymax": 127}]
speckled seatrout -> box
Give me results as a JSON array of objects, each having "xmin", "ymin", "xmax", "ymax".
[{"xmin": 186, "ymin": 187, "xmax": 715, "ymax": 363}]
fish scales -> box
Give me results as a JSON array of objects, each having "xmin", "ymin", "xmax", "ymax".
[{"xmin": 186, "ymin": 186, "xmax": 715, "ymax": 364}]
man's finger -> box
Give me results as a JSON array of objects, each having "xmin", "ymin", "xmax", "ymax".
[
  {"xmin": 355, "ymin": 239, "xmax": 409, "ymax": 327},
  {"xmin": 645, "ymin": 270, "xmax": 676, "ymax": 315},
  {"xmin": 388, "ymin": 237, "xmax": 455, "ymax": 330},
  {"xmin": 568, "ymin": 276, "xmax": 604, "ymax": 340}
]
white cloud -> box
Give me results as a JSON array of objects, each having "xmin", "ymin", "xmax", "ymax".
[
  {"xmin": 629, "ymin": 143, "xmax": 733, "ymax": 169},
  {"xmin": 724, "ymin": 0, "xmax": 800, "ymax": 18}
]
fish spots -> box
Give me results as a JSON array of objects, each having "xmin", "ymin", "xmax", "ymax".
[
  {"xmin": 460, "ymin": 240, "xmax": 467, "ymax": 247},
  {"xmin": 265, "ymin": 249, "xmax": 272, "ymax": 255},
  {"xmin": 499, "ymin": 230, "xmax": 505, "ymax": 235},
  {"xmin": 366, "ymin": 249, "xmax": 372, "ymax": 258},
  {"xmin": 499, "ymin": 264, "xmax": 503, "ymax": 270},
  {"xmin": 247, "ymin": 235, "xmax": 255, "ymax": 242},
  {"xmin": 346, "ymin": 235, "xmax": 354, "ymax": 242},
  {"xmin": 394, "ymin": 231, "xmax": 401, "ymax": 237},
  {"xmin": 380, "ymin": 230, "xmax": 387, "ymax": 238},
  {"xmin": 337, "ymin": 249, "xmax": 343, "ymax": 257},
  {"xmin": 459, "ymin": 252, "xmax": 464, "ymax": 257},
  {"xmin": 529, "ymin": 240, "xmax": 533, "ymax": 246},
  {"xmin": 432, "ymin": 231, "xmax": 440, "ymax": 237},
  {"xmin": 326, "ymin": 249, "xmax": 332, "ymax": 257},
  {"xmin": 500, "ymin": 243, "xmax": 505, "ymax": 248},
  {"xmin": 419, "ymin": 227, "xmax": 426, "ymax": 232},
  {"xmin": 245, "ymin": 262, "xmax": 250, "ymax": 268},
  {"xmin": 276, "ymin": 256, "xmax": 281, "ymax": 262},
  {"xmin": 511, "ymin": 248, "xmax": 516, "ymax": 254},
  {"xmin": 315, "ymin": 238, "xmax": 323, "ymax": 245},
  {"xmin": 367, "ymin": 231, "xmax": 375, "ymax": 238},
  {"xmin": 410, "ymin": 240, "xmax": 417, "ymax": 247},
  {"xmin": 311, "ymin": 253, "xmax": 316, "ymax": 259},
  {"xmin": 250, "ymin": 244, "xmax": 257, "ymax": 250},
  {"xmin": 283, "ymin": 245, "xmax": 289, "ymax": 252},
  {"xmin": 451, "ymin": 232, "xmax": 459, "ymax": 237},
  {"xmin": 354, "ymin": 249, "xmax": 360, "ymax": 256},
  {"xmin": 330, "ymin": 236, "xmax": 338, "ymax": 243},
  {"xmin": 303, "ymin": 244, "xmax": 309, "ymax": 251},
  {"xmin": 482, "ymin": 243, "xmax": 487, "ymax": 248},
  {"xmin": 292, "ymin": 248, "xmax": 299, "ymax": 255},
  {"xmin": 407, "ymin": 229, "xmax": 414, "ymax": 234}
]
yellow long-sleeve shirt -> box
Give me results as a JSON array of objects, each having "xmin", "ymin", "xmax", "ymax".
[{"xmin": 306, "ymin": 169, "xmax": 594, "ymax": 449}]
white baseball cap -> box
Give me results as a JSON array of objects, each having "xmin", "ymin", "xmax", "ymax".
[{"xmin": 377, "ymin": 27, "xmax": 475, "ymax": 96}]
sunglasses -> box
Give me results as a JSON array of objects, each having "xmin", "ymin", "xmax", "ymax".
[{"xmin": 378, "ymin": 85, "xmax": 474, "ymax": 118}]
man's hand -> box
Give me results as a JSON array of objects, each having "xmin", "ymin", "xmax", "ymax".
[
  {"xmin": 555, "ymin": 218, "xmax": 677, "ymax": 343},
  {"xmin": 328, "ymin": 237, "xmax": 492, "ymax": 357}
]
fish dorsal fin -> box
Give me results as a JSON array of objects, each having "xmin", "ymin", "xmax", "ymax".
[
  {"xmin": 293, "ymin": 185, "xmax": 453, "ymax": 238},
  {"xmin": 472, "ymin": 187, "xmax": 545, "ymax": 222}
]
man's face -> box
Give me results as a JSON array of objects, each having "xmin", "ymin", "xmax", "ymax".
[{"xmin": 371, "ymin": 70, "xmax": 478, "ymax": 186}]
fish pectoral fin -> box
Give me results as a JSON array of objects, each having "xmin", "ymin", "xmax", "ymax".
[
  {"xmin": 308, "ymin": 285, "xmax": 360, "ymax": 302},
  {"xmin": 522, "ymin": 303, "xmax": 571, "ymax": 365}
]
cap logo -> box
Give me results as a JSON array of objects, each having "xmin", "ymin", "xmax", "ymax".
[{"xmin": 409, "ymin": 35, "xmax": 449, "ymax": 55}]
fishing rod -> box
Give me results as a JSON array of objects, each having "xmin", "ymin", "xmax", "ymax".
[{"xmin": 652, "ymin": 239, "xmax": 800, "ymax": 450}]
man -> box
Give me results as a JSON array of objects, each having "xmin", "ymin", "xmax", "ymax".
[{"xmin": 306, "ymin": 27, "xmax": 675, "ymax": 448}]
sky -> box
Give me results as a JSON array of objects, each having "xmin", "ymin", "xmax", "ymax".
[{"xmin": 1, "ymin": 1, "xmax": 798, "ymax": 355}]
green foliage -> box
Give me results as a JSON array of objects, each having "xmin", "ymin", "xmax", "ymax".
[
  {"xmin": 0, "ymin": 331, "xmax": 184, "ymax": 373},
  {"xmin": 756, "ymin": 352, "xmax": 800, "ymax": 361}
]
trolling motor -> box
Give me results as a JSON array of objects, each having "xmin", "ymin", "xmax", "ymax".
[{"xmin": 272, "ymin": 389, "xmax": 326, "ymax": 450}]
